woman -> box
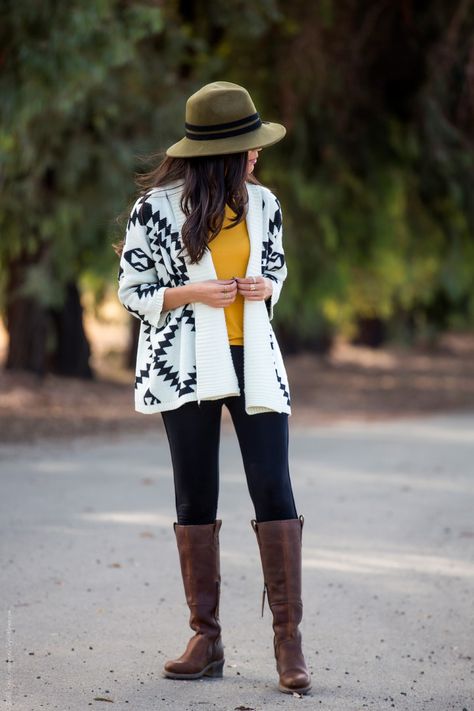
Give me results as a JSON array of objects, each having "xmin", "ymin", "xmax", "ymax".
[{"xmin": 117, "ymin": 81, "xmax": 311, "ymax": 695}]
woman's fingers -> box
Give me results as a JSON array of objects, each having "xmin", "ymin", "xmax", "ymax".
[
  {"xmin": 235, "ymin": 277, "xmax": 262, "ymax": 289},
  {"xmin": 205, "ymin": 277, "xmax": 273, "ymax": 304},
  {"xmin": 234, "ymin": 276, "xmax": 271, "ymax": 300},
  {"xmin": 212, "ymin": 278, "xmax": 237, "ymax": 306},
  {"xmin": 216, "ymin": 279, "xmax": 237, "ymax": 291}
]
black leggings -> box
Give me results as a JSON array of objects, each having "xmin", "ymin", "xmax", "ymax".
[{"xmin": 160, "ymin": 345, "xmax": 298, "ymax": 525}]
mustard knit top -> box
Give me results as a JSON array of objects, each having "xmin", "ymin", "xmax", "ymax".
[{"xmin": 208, "ymin": 205, "xmax": 250, "ymax": 346}]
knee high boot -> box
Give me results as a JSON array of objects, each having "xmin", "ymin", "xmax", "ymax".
[
  {"xmin": 163, "ymin": 520, "xmax": 224, "ymax": 680},
  {"xmin": 251, "ymin": 515, "xmax": 312, "ymax": 694}
]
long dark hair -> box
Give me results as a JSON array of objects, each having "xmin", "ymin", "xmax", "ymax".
[{"xmin": 114, "ymin": 152, "xmax": 260, "ymax": 264}]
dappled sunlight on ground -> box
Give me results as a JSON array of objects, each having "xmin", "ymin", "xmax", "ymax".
[
  {"xmin": 294, "ymin": 460, "xmax": 474, "ymax": 495},
  {"xmin": 302, "ymin": 548, "xmax": 474, "ymax": 578},
  {"xmin": 78, "ymin": 510, "xmax": 175, "ymax": 528}
]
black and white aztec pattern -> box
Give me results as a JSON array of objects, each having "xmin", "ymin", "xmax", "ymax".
[{"xmin": 117, "ymin": 184, "xmax": 290, "ymax": 413}]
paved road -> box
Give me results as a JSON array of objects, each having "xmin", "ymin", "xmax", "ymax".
[{"xmin": 1, "ymin": 412, "xmax": 473, "ymax": 711}]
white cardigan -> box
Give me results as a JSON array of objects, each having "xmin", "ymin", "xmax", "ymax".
[{"xmin": 117, "ymin": 180, "xmax": 291, "ymax": 415}]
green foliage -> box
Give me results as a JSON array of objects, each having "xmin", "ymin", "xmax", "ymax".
[
  {"xmin": 1, "ymin": 0, "xmax": 473, "ymax": 347},
  {"xmin": 250, "ymin": 0, "xmax": 474, "ymax": 344},
  {"xmin": 0, "ymin": 0, "xmax": 164, "ymax": 305}
]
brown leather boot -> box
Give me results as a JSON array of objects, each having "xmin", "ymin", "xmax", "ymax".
[
  {"xmin": 163, "ymin": 520, "xmax": 224, "ymax": 680},
  {"xmin": 251, "ymin": 515, "xmax": 312, "ymax": 695}
]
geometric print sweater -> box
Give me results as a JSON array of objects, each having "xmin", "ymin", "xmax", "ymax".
[{"xmin": 117, "ymin": 180, "xmax": 292, "ymax": 415}]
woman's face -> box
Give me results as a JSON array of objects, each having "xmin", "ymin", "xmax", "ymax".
[{"xmin": 247, "ymin": 148, "xmax": 261, "ymax": 175}]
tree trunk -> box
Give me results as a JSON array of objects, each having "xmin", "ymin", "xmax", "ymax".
[
  {"xmin": 4, "ymin": 257, "xmax": 51, "ymax": 375},
  {"xmin": 352, "ymin": 317, "xmax": 387, "ymax": 348},
  {"xmin": 276, "ymin": 322, "xmax": 334, "ymax": 355},
  {"xmin": 4, "ymin": 257, "xmax": 93, "ymax": 378},
  {"xmin": 50, "ymin": 282, "xmax": 93, "ymax": 379}
]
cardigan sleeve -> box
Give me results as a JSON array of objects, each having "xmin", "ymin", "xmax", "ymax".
[
  {"xmin": 117, "ymin": 196, "xmax": 172, "ymax": 330},
  {"xmin": 263, "ymin": 193, "xmax": 287, "ymax": 321}
]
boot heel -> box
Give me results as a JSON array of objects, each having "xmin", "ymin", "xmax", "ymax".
[{"xmin": 205, "ymin": 659, "xmax": 224, "ymax": 678}]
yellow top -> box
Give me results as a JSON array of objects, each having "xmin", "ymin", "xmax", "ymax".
[{"xmin": 208, "ymin": 204, "xmax": 250, "ymax": 345}]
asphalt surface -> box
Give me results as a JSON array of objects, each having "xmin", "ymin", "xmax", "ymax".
[{"xmin": 1, "ymin": 411, "xmax": 473, "ymax": 711}]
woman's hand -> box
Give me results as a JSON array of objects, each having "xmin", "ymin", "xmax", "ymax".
[
  {"xmin": 163, "ymin": 277, "xmax": 272, "ymax": 311},
  {"xmin": 193, "ymin": 279, "xmax": 238, "ymax": 308},
  {"xmin": 235, "ymin": 276, "xmax": 273, "ymax": 302}
]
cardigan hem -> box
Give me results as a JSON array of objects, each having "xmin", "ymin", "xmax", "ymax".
[
  {"xmin": 135, "ymin": 392, "xmax": 200, "ymax": 415},
  {"xmin": 134, "ymin": 392, "xmax": 291, "ymax": 416}
]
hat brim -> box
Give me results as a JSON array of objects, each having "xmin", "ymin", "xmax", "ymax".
[{"xmin": 166, "ymin": 121, "xmax": 286, "ymax": 158}]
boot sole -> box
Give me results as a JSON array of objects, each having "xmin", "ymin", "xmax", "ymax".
[
  {"xmin": 278, "ymin": 681, "xmax": 312, "ymax": 695},
  {"xmin": 163, "ymin": 658, "xmax": 225, "ymax": 680}
]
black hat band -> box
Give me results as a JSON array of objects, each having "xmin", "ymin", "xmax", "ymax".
[{"xmin": 185, "ymin": 113, "xmax": 262, "ymax": 141}]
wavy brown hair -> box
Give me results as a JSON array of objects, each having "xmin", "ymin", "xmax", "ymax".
[{"xmin": 114, "ymin": 152, "xmax": 260, "ymax": 264}]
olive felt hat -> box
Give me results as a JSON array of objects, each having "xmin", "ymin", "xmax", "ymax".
[{"xmin": 166, "ymin": 81, "xmax": 286, "ymax": 158}]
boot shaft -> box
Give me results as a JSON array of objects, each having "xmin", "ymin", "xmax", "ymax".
[
  {"xmin": 251, "ymin": 516, "xmax": 303, "ymax": 611},
  {"xmin": 174, "ymin": 520, "xmax": 222, "ymax": 610}
]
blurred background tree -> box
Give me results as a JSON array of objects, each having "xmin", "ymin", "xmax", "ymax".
[
  {"xmin": 0, "ymin": 0, "xmax": 166, "ymax": 375},
  {"xmin": 1, "ymin": 0, "xmax": 473, "ymax": 376}
]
